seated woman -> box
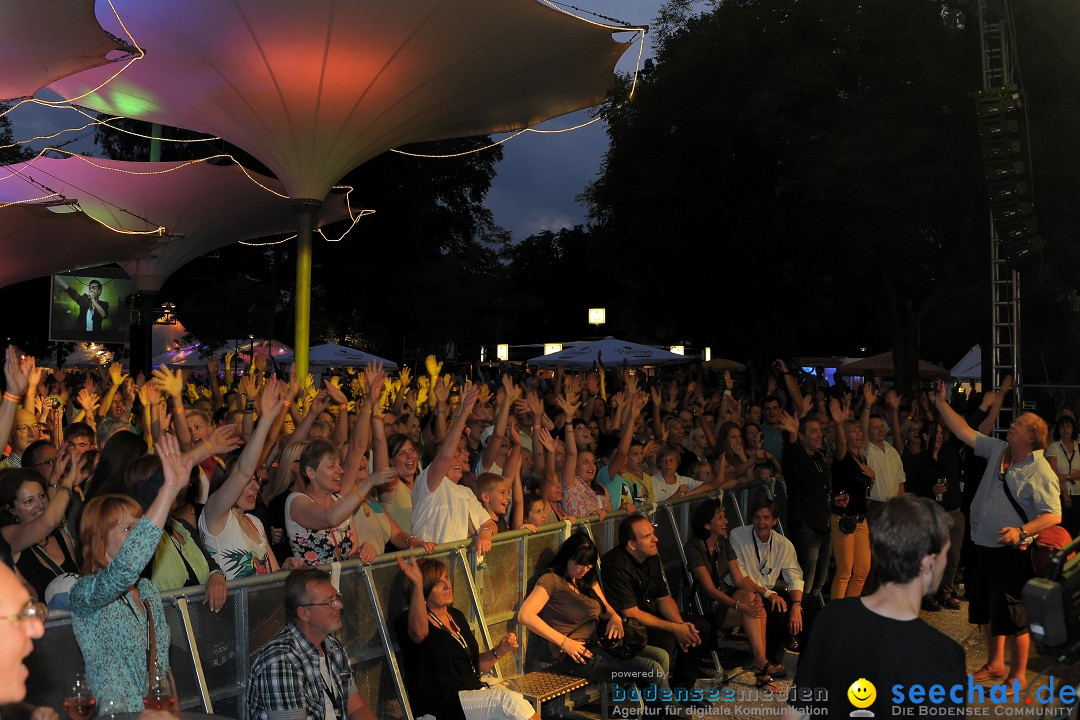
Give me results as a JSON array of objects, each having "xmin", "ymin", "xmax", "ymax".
[
  {"xmin": 0, "ymin": 459, "xmax": 79, "ymax": 605},
  {"xmin": 70, "ymin": 433, "xmax": 190, "ymax": 712},
  {"xmin": 395, "ymin": 556, "xmax": 538, "ymax": 720},
  {"xmin": 517, "ymin": 532, "xmax": 670, "ymax": 689},
  {"xmin": 683, "ymin": 499, "xmax": 778, "ymax": 690}
]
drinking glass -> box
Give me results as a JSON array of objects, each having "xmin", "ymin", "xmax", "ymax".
[
  {"xmin": 143, "ymin": 667, "xmax": 178, "ymax": 711},
  {"xmin": 63, "ymin": 673, "xmax": 96, "ymax": 720}
]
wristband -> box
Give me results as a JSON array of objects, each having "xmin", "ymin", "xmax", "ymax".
[
  {"xmin": 283, "ymin": 400, "xmax": 292, "ymax": 408},
  {"xmin": 72, "ymin": 486, "xmax": 85, "ymax": 501},
  {"xmin": 3, "ymin": 391, "xmax": 23, "ymax": 404},
  {"xmin": 203, "ymin": 439, "xmax": 215, "ymax": 456},
  {"xmin": 353, "ymin": 485, "xmax": 367, "ymax": 501},
  {"xmin": 337, "ymin": 403, "xmax": 348, "ymax": 410},
  {"xmin": 433, "ymin": 409, "xmax": 447, "ymax": 414},
  {"xmin": 791, "ymin": 600, "xmax": 802, "ymax": 607},
  {"xmin": 49, "ymin": 483, "xmax": 73, "ymax": 495},
  {"xmin": 491, "ymin": 647, "xmax": 500, "ymax": 659}
]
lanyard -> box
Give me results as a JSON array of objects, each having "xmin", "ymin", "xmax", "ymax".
[
  {"xmin": 428, "ymin": 610, "xmax": 478, "ymax": 676},
  {"xmin": 753, "ymin": 534, "xmax": 773, "ymax": 575}
]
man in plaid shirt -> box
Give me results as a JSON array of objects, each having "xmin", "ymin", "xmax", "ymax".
[{"xmin": 246, "ymin": 569, "xmax": 375, "ymax": 720}]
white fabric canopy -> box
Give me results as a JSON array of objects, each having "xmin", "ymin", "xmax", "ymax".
[
  {"xmin": 0, "ymin": 0, "xmax": 132, "ymax": 100},
  {"xmin": 950, "ymin": 344, "xmax": 982, "ymax": 380},
  {"xmin": 0, "ymin": 155, "xmax": 353, "ymax": 289},
  {"xmin": 49, "ymin": 0, "xmax": 638, "ymax": 201},
  {"xmin": 276, "ymin": 343, "xmax": 398, "ymax": 371},
  {"xmin": 528, "ymin": 337, "xmax": 691, "ymax": 370}
]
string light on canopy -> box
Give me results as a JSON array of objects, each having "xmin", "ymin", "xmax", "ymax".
[
  {"xmin": 0, "ymin": 0, "xmax": 137, "ymax": 104},
  {"xmin": 48, "ymin": 0, "xmax": 646, "ymax": 378},
  {"xmin": 0, "ymin": 154, "xmax": 354, "ymax": 289}
]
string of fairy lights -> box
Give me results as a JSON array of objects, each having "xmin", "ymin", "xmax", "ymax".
[{"xmin": 1, "ymin": 0, "xmax": 648, "ymax": 243}]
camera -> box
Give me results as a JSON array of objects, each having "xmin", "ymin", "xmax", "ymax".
[{"xmin": 1023, "ymin": 536, "xmax": 1080, "ymax": 662}]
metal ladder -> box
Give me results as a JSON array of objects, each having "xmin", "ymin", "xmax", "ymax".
[{"xmin": 979, "ymin": 0, "xmax": 1023, "ymax": 431}]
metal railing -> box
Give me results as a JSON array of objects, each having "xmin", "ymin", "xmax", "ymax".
[{"xmin": 26, "ymin": 490, "xmax": 760, "ymax": 719}]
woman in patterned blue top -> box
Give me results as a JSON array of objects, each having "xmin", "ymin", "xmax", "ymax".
[{"xmin": 71, "ymin": 433, "xmax": 194, "ymax": 712}]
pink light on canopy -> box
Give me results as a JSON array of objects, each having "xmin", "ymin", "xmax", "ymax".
[
  {"xmin": 0, "ymin": 203, "xmax": 157, "ymax": 288},
  {"xmin": 0, "ymin": 155, "xmax": 354, "ymax": 289},
  {"xmin": 49, "ymin": 0, "xmax": 643, "ymax": 377},
  {"xmin": 0, "ymin": 0, "xmax": 134, "ymax": 100},
  {"xmin": 48, "ymin": 0, "xmax": 639, "ymax": 202}
]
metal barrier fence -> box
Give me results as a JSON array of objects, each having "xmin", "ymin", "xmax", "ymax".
[{"xmin": 26, "ymin": 491, "xmax": 755, "ymax": 719}]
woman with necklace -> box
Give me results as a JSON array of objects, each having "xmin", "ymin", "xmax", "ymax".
[
  {"xmin": 1, "ymin": 456, "xmax": 80, "ymax": 603},
  {"xmin": 518, "ymin": 533, "xmax": 670, "ymax": 689},
  {"xmin": 828, "ymin": 399, "xmax": 874, "ymax": 600},
  {"xmin": 395, "ymin": 556, "xmax": 538, "ymax": 720},
  {"xmin": 683, "ymin": 499, "xmax": 777, "ymax": 690}
]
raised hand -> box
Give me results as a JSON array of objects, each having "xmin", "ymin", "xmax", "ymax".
[
  {"xmin": 829, "ymin": 398, "xmax": 844, "ymax": 424},
  {"xmin": 424, "ymin": 354, "xmax": 443, "ymax": 379},
  {"xmin": 158, "ymin": 432, "xmax": 195, "ymax": 493},
  {"xmin": 537, "ymin": 426, "xmax": 557, "ymax": 453},
  {"xmin": 323, "ymin": 378, "xmax": 348, "ymax": 406},
  {"xmin": 107, "ymin": 361, "xmax": 127, "ymax": 388},
  {"xmin": 237, "ymin": 374, "xmax": 257, "ymax": 400},
  {"xmin": 555, "ymin": 391, "xmax": 580, "ymax": 420},
  {"xmin": 152, "ymin": 365, "xmax": 184, "ymax": 399},
  {"xmin": 207, "ymin": 423, "xmax": 242, "ymax": 454},
  {"xmin": 4, "ymin": 346, "xmax": 34, "ymax": 396},
  {"xmin": 260, "ymin": 376, "xmax": 287, "ymax": 417},
  {"xmin": 397, "ymin": 366, "xmax": 412, "ymax": 391}
]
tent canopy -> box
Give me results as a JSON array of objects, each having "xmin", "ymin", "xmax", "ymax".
[
  {"xmin": 0, "ymin": 155, "xmax": 352, "ymax": 289},
  {"xmin": 277, "ymin": 343, "xmax": 398, "ymax": 371},
  {"xmin": 950, "ymin": 344, "xmax": 982, "ymax": 380},
  {"xmin": 0, "ymin": 0, "xmax": 132, "ymax": 100},
  {"xmin": 834, "ymin": 351, "xmax": 950, "ymax": 379},
  {"xmin": 49, "ymin": 0, "xmax": 640, "ymax": 202},
  {"xmin": 528, "ymin": 337, "xmax": 691, "ymax": 370}
]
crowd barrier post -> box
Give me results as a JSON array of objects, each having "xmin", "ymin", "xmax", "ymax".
[
  {"xmin": 360, "ymin": 563, "xmax": 416, "ymax": 720},
  {"xmin": 663, "ymin": 501, "xmax": 724, "ymax": 676},
  {"xmin": 175, "ymin": 596, "xmax": 214, "ymax": 713}
]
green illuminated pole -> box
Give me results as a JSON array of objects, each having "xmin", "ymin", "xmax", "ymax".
[
  {"xmin": 150, "ymin": 123, "xmax": 162, "ymax": 162},
  {"xmin": 293, "ymin": 200, "xmax": 321, "ymax": 380}
]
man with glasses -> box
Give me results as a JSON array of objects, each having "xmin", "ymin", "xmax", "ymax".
[
  {"xmin": 0, "ymin": 410, "xmax": 42, "ymax": 469},
  {"xmin": 247, "ymin": 569, "xmax": 375, "ymax": 720},
  {"xmin": 0, "ymin": 562, "xmax": 46, "ymax": 704},
  {"xmin": 933, "ymin": 380, "xmax": 1061, "ymax": 691},
  {"xmin": 21, "ymin": 441, "xmax": 58, "ymax": 482}
]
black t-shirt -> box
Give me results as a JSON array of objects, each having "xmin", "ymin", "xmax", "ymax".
[
  {"xmin": 831, "ymin": 453, "xmax": 872, "ymax": 517},
  {"xmin": 789, "ymin": 598, "xmax": 966, "ymax": 718},
  {"xmin": 599, "ymin": 546, "xmax": 670, "ymax": 617},
  {"xmin": 906, "ymin": 451, "xmax": 962, "ymax": 512},
  {"xmin": 394, "ymin": 606, "xmax": 482, "ymax": 720},
  {"xmin": 782, "ymin": 440, "xmax": 831, "ymax": 533}
]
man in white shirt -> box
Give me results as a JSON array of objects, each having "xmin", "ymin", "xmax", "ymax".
[
  {"xmin": 411, "ymin": 386, "xmax": 498, "ymax": 553},
  {"xmin": 726, "ymin": 499, "xmax": 804, "ymax": 669}
]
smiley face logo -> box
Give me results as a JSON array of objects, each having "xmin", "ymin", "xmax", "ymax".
[{"xmin": 847, "ymin": 678, "xmax": 876, "ymax": 709}]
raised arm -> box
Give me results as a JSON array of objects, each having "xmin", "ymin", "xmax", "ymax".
[
  {"xmin": 425, "ymin": 385, "xmax": 479, "ymax": 492},
  {"xmin": 152, "ymin": 365, "xmax": 192, "ymax": 448},
  {"xmin": 202, "ymin": 377, "xmax": 286, "ymax": 534},
  {"xmin": 556, "ymin": 390, "xmax": 581, "ymax": 484},
  {"xmin": 480, "ymin": 375, "xmax": 515, "ymax": 473},
  {"xmin": 1, "ymin": 447, "xmax": 76, "ymax": 553},
  {"xmin": 829, "ymin": 399, "xmax": 849, "ymax": 461},
  {"xmin": 931, "ymin": 380, "xmax": 978, "ymax": 449},
  {"xmin": 777, "ymin": 360, "xmax": 805, "ymax": 417},
  {"xmin": 96, "ymin": 362, "xmax": 127, "ymax": 420},
  {"xmin": 397, "ymin": 557, "xmax": 430, "ymax": 643},
  {"xmin": 0, "ymin": 348, "xmax": 33, "ymax": 456},
  {"xmin": 323, "ymin": 379, "xmax": 351, "ymax": 448},
  {"xmin": 978, "ymin": 375, "xmax": 1013, "ymax": 436},
  {"xmin": 885, "ymin": 390, "xmax": 904, "ymax": 456},
  {"xmin": 608, "ymin": 392, "xmax": 644, "ymax": 480}
]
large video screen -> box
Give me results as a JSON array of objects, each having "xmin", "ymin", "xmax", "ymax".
[{"xmin": 49, "ymin": 266, "xmax": 133, "ymax": 344}]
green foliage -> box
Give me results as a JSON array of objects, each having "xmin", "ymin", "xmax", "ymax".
[{"xmin": 585, "ymin": 0, "xmax": 988, "ymax": 384}]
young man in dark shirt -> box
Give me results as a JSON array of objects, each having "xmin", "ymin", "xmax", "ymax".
[
  {"xmin": 600, "ymin": 515, "xmax": 712, "ymax": 691},
  {"xmin": 785, "ymin": 495, "xmax": 966, "ymax": 719},
  {"xmin": 779, "ymin": 413, "xmax": 832, "ymax": 606}
]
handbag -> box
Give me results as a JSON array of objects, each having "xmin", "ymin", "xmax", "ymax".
[
  {"xmin": 587, "ymin": 617, "xmax": 648, "ymax": 661},
  {"xmin": 999, "ymin": 472, "xmax": 1072, "ymax": 578}
]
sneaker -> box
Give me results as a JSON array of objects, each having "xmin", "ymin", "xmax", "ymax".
[
  {"xmin": 938, "ymin": 594, "xmax": 961, "ymax": 610},
  {"xmin": 922, "ymin": 596, "xmax": 942, "ymax": 612}
]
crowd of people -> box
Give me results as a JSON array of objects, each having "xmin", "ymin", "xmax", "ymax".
[{"xmin": 0, "ymin": 345, "xmax": 1073, "ymax": 718}]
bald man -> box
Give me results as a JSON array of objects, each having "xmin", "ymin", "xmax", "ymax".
[{"xmin": 0, "ymin": 410, "xmax": 41, "ymax": 469}]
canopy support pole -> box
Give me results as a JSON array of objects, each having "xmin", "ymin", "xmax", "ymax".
[{"xmin": 292, "ymin": 199, "xmax": 321, "ymax": 381}]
